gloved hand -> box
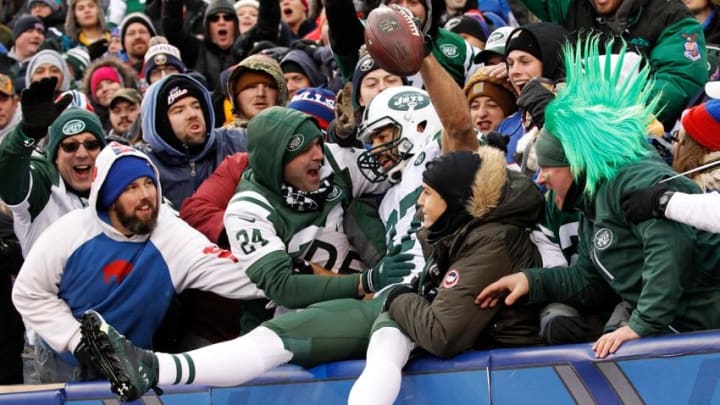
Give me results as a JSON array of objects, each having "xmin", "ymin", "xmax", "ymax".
[
  {"xmin": 334, "ymin": 81, "xmax": 356, "ymax": 141},
  {"xmin": 621, "ymin": 182, "xmax": 673, "ymax": 223},
  {"xmin": 382, "ymin": 283, "xmax": 416, "ymax": 311},
  {"xmin": 87, "ymin": 38, "xmax": 109, "ymax": 60},
  {"xmin": 516, "ymin": 78, "xmax": 556, "ymax": 129},
  {"xmin": 361, "ymin": 251, "xmax": 415, "ymax": 293},
  {"xmin": 291, "ymin": 256, "xmax": 314, "ymax": 275},
  {"xmin": 20, "ymin": 77, "xmax": 73, "ymax": 140},
  {"xmin": 485, "ymin": 131, "xmax": 510, "ymax": 154}
]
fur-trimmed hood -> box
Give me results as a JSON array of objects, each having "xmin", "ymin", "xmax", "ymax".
[{"xmin": 467, "ymin": 146, "xmax": 544, "ymax": 226}]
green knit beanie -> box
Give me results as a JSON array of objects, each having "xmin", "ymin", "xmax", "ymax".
[
  {"xmin": 535, "ymin": 128, "xmax": 569, "ymax": 167},
  {"xmin": 48, "ymin": 107, "xmax": 107, "ymax": 163},
  {"xmin": 282, "ymin": 119, "xmax": 323, "ymax": 165}
]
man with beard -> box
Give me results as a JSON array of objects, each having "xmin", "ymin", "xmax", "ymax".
[
  {"xmin": 11, "ymin": 142, "xmax": 266, "ymax": 382},
  {"xmin": 119, "ymin": 13, "xmax": 158, "ymax": 78},
  {"xmin": 107, "ymin": 88, "xmax": 142, "ymax": 143},
  {"xmin": 139, "ymin": 73, "xmax": 247, "ymax": 207}
]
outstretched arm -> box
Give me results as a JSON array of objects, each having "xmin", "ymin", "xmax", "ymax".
[{"xmin": 420, "ymin": 54, "xmax": 477, "ymax": 153}]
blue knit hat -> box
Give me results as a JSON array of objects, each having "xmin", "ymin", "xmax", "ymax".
[
  {"xmin": 287, "ymin": 87, "xmax": 335, "ymax": 131},
  {"xmin": 13, "ymin": 16, "xmax": 44, "ymax": 41},
  {"xmin": 143, "ymin": 43, "xmax": 186, "ymax": 84},
  {"xmin": 100, "ymin": 156, "xmax": 157, "ymax": 209}
]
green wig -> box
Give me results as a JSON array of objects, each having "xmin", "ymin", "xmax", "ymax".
[{"xmin": 544, "ymin": 36, "xmax": 661, "ymax": 197}]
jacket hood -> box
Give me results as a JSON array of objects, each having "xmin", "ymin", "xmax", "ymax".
[
  {"xmin": 245, "ymin": 106, "xmax": 319, "ymax": 193},
  {"xmin": 227, "ymin": 54, "xmax": 288, "ymax": 124},
  {"xmin": 141, "ymin": 73, "xmax": 216, "ymax": 158},
  {"xmin": 81, "ymin": 56, "xmax": 139, "ymax": 103},
  {"xmin": 89, "ymin": 141, "xmax": 163, "ymax": 221},
  {"xmin": 280, "ymin": 49, "xmax": 327, "ymax": 88},
  {"xmin": 203, "ymin": 0, "xmax": 239, "ymax": 44},
  {"xmin": 468, "ymin": 146, "xmax": 544, "ymax": 226}
]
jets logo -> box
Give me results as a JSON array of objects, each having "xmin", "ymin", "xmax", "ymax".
[
  {"xmin": 487, "ymin": 30, "xmax": 506, "ymax": 42},
  {"xmin": 326, "ymin": 185, "xmax": 342, "ymax": 201},
  {"xmin": 388, "ymin": 91, "xmax": 430, "ymax": 111},
  {"xmin": 287, "ymin": 134, "xmax": 304, "ymax": 151},
  {"xmin": 442, "ymin": 269, "xmax": 460, "ymax": 288},
  {"xmin": 62, "ymin": 119, "xmax": 86, "ymax": 135},
  {"xmin": 414, "ymin": 151, "xmax": 425, "ymax": 166},
  {"xmin": 594, "ymin": 228, "xmax": 614, "ymax": 250},
  {"xmin": 440, "ymin": 44, "xmax": 459, "ymax": 58}
]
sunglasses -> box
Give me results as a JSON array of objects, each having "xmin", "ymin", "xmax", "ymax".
[
  {"xmin": 208, "ymin": 13, "xmax": 234, "ymax": 22},
  {"xmin": 59, "ymin": 139, "xmax": 102, "ymax": 153}
]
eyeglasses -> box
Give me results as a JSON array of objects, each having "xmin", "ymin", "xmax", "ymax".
[
  {"xmin": 208, "ymin": 13, "xmax": 234, "ymax": 22},
  {"xmin": 59, "ymin": 139, "xmax": 102, "ymax": 153}
]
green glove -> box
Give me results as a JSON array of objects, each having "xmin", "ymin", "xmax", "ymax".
[{"xmin": 361, "ymin": 251, "xmax": 415, "ymax": 293}]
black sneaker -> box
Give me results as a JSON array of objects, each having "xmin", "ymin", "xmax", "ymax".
[{"xmin": 80, "ymin": 310, "xmax": 161, "ymax": 402}]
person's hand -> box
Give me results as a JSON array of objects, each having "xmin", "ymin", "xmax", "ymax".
[
  {"xmin": 481, "ymin": 63, "xmax": 508, "ymax": 79},
  {"xmin": 474, "ymin": 272, "xmax": 529, "ymax": 308},
  {"xmin": 87, "ymin": 38, "xmax": 109, "ymax": 60},
  {"xmin": 20, "ymin": 77, "xmax": 73, "ymax": 140},
  {"xmin": 621, "ymin": 183, "xmax": 672, "ymax": 223},
  {"xmin": 516, "ymin": 78, "xmax": 556, "ymax": 129},
  {"xmin": 591, "ymin": 325, "xmax": 640, "ymax": 359},
  {"xmin": 382, "ymin": 283, "xmax": 416, "ymax": 311},
  {"xmin": 334, "ymin": 81, "xmax": 356, "ymax": 141},
  {"xmin": 361, "ymin": 250, "xmax": 415, "ymax": 293}
]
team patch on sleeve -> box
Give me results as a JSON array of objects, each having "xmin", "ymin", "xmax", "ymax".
[
  {"xmin": 682, "ymin": 33, "xmax": 701, "ymax": 61},
  {"xmin": 442, "ymin": 269, "xmax": 460, "ymax": 288}
]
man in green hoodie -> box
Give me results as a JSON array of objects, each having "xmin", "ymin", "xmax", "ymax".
[{"xmin": 476, "ymin": 40, "xmax": 720, "ymax": 358}]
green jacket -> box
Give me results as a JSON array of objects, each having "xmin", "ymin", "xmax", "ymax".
[
  {"xmin": 389, "ymin": 147, "xmax": 544, "ymax": 357},
  {"xmin": 0, "ymin": 128, "xmax": 88, "ymax": 257},
  {"xmin": 526, "ymin": 157, "xmax": 720, "ymax": 337},
  {"xmin": 522, "ymin": 0, "xmax": 707, "ymax": 126},
  {"xmin": 224, "ymin": 108, "xmax": 388, "ymax": 327}
]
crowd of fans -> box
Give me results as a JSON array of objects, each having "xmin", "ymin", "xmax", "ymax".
[{"xmin": 0, "ymin": 0, "xmax": 719, "ymax": 401}]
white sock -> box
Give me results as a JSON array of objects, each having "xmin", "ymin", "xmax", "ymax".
[
  {"xmin": 348, "ymin": 327, "xmax": 415, "ymax": 405},
  {"xmin": 156, "ymin": 326, "xmax": 293, "ymax": 386}
]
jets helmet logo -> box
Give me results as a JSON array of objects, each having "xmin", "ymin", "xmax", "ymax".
[
  {"xmin": 287, "ymin": 134, "xmax": 305, "ymax": 151},
  {"xmin": 388, "ymin": 91, "xmax": 430, "ymax": 111}
]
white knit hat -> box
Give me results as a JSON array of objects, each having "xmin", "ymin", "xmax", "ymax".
[{"xmin": 234, "ymin": 0, "xmax": 259, "ymax": 11}]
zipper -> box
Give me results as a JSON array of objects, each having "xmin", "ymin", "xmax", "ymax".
[
  {"xmin": 592, "ymin": 248, "xmax": 614, "ymax": 280},
  {"xmin": 190, "ymin": 161, "xmax": 196, "ymax": 177}
]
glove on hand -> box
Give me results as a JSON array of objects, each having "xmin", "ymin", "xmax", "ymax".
[
  {"xmin": 621, "ymin": 182, "xmax": 672, "ymax": 223},
  {"xmin": 382, "ymin": 283, "xmax": 416, "ymax": 311},
  {"xmin": 291, "ymin": 257, "xmax": 314, "ymax": 275},
  {"xmin": 334, "ymin": 81, "xmax": 356, "ymax": 141},
  {"xmin": 361, "ymin": 250, "xmax": 415, "ymax": 293},
  {"xmin": 485, "ymin": 131, "xmax": 510, "ymax": 154},
  {"xmin": 516, "ymin": 78, "xmax": 555, "ymax": 129},
  {"xmin": 20, "ymin": 77, "xmax": 73, "ymax": 141},
  {"xmin": 87, "ymin": 38, "xmax": 109, "ymax": 60}
]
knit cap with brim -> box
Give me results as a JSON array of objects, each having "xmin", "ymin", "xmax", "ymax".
[
  {"xmin": 463, "ymin": 69, "xmax": 517, "ymax": 116},
  {"xmin": 48, "ymin": 107, "xmax": 107, "ymax": 163}
]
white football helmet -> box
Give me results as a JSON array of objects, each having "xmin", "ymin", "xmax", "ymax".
[{"xmin": 357, "ymin": 86, "xmax": 442, "ymax": 183}]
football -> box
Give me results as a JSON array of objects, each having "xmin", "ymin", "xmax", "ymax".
[{"xmin": 364, "ymin": 5, "xmax": 426, "ymax": 77}]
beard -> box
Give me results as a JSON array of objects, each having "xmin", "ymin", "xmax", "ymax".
[{"xmin": 113, "ymin": 199, "xmax": 158, "ymax": 235}]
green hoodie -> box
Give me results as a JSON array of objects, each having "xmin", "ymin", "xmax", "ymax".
[{"xmin": 225, "ymin": 107, "xmax": 388, "ymax": 329}]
